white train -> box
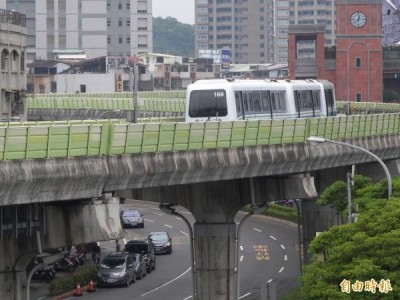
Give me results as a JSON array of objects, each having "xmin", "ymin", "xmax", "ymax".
[{"xmin": 185, "ymin": 78, "xmax": 337, "ymax": 122}]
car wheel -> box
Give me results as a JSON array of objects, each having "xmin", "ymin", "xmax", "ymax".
[
  {"xmin": 147, "ymin": 265, "xmax": 152, "ymax": 274},
  {"xmin": 132, "ymin": 273, "xmax": 136, "ymax": 283},
  {"xmin": 141, "ymin": 223, "xmax": 144, "ymax": 228},
  {"xmin": 152, "ymin": 260, "xmax": 156, "ymax": 270}
]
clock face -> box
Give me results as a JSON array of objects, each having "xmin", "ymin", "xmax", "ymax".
[{"xmin": 350, "ymin": 11, "xmax": 366, "ymax": 28}]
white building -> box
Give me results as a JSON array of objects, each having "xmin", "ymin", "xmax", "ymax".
[
  {"xmin": 3, "ymin": 0, "xmax": 153, "ymax": 62},
  {"xmin": 0, "ymin": 8, "xmax": 27, "ymax": 121}
]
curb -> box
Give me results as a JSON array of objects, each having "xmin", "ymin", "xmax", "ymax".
[{"xmin": 52, "ymin": 284, "xmax": 91, "ymax": 300}]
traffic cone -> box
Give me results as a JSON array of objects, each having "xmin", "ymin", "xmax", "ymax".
[
  {"xmin": 87, "ymin": 279, "xmax": 96, "ymax": 293},
  {"xmin": 73, "ymin": 284, "xmax": 83, "ymax": 297}
]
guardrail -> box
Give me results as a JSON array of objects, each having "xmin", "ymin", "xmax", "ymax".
[
  {"xmin": 0, "ymin": 113, "xmax": 398, "ymax": 160},
  {"xmin": 27, "ymin": 91, "xmax": 400, "ymax": 115}
]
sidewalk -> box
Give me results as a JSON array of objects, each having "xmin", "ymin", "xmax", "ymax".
[{"xmin": 31, "ymin": 242, "xmax": 116, "ymax": 300}]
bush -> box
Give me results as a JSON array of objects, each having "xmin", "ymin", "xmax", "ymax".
[{"xmin": 49, "ymin": 267, "xmax": 98, "ymax": 296}]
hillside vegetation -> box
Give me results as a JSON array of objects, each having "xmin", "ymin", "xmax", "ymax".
[{"xmin": 153, "ymin": 17, "xmax": 195, "ymax": 58}]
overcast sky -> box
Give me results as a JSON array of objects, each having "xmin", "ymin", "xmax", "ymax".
[{"xmin": 152, "ymin": 0, "xmax": 195, "ymax": 25}]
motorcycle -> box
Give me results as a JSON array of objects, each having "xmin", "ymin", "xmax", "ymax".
[
  {"xmin": 28, "ymin": 258, "xmax": 56, "ymax": 282},
  {"xmin": 32, "ymin": 264, "xmax": 56, "ymax": 282},
  {"xmin": 52, "ymin": 256, "xmax": 76, "ymax": 273}
]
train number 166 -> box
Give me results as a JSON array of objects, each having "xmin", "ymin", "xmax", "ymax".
[{"xmin": 214, "ymin": 92, "xmax": 225, "ymax": 97}]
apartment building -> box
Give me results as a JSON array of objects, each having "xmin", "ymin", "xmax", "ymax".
[
  {"xmin": 3, "ymin": 0, "xmax": 152, "ymax": 62},
  {"xmin": 287, "ymin": 0, "xmax": 335, "ymax": 61},
  {"xmin": 0, "ymin": 9, "xmax": 27, "ymax": 121},
  {"xmin": 194, "ymin": 0, "xmax": 335, "ymax": 65},
  {"xmin": 195, "ymin": 0, "xmax": 275, "ymax": 64}
]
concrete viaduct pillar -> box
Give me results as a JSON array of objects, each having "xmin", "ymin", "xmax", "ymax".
[{"xmin": 139, "ymin": 174, "xmax": 317, "ymax": 300}]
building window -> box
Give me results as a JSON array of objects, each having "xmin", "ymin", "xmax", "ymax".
[
  {"xmin": 118, "ymin": 2, "xmax": 122, "ymax": 9},
  {"xmin": 107, "ymin": 36, "xmax": 111, "ymax": 44},
  {"xmin": 107, "ymin": 1, "xmax": 110, "ymax": 9},
  {"xmin": 126, "ymin": 19, "xmax": 130, "ymax": 27},
  {"xmin": 355, "ymin": 93, "xmax": 362, "ymax": 102},
  {"xmin": 126, "ymin": 2, "xmax": 130, "ymax": 9},
  {"xmin": 27, "ymin": 83, "xmax": 34, "ymax": 93},
  {"xmin": 39, "ymin": 85, "xmax": 45, "ymax": 94},
  {"xmin": 11, "ymin": 50, "xmax": 18, "ymax": 71},
  {"xmin": 51, "ymin": 81, "xmax": 57, "ymax": 93},
  {"xmin": 20, "ymin": 52, "xmax": 24, "ymax": 71},
  {"xmin": 107, "ymin": 19, "xmax": 111, "ymax": 26},
  {"xmin": 119, "ymin": 36, "xmax": 123, "ymax": 44},
  {"xmin": 118, "ymin": 19, "xmax": 123, "ymax": 27},
  {"xmin": 80, "ymin": 84, "xmax": 86, "ymax": 93},
  {"xmin": 355, "ymin": 57, "xmax": 362, "ymax": 68},
  {"xmin": 126, "ymin": 36, "xmax": 130, "ymax": 44},
  {"xmin": 1, "ymin": 49, "xmax": 9, "ymax": 69}
]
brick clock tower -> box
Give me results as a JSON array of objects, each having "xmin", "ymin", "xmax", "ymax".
[{"xmin": 335, "ymin": 0, "xmax": 382, "ymax": 102}]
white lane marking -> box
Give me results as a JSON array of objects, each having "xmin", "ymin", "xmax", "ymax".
[
  {"xmin": 269, "ymin": 235, "xmax": 277, "ymax": 240},
  {"xmin": 144, "ymin": 219, "xmax": 154, "ymax": 222},
  {"xmin": 267, "ymin": 279, "xmax": 273, "ymax": 283},
  {"xmin": 180, "ymin": 230, "xmax": 189, "ymax": 236},
  {"xmin": 183, "ymin": 296, "xmax": 193, "ymax": 300},
  {"xmin": 280, "ymin": 244, "xmax": 285, "ymax": 250},
  {"xmin": 164, "ymin": 224, "xmax": 173, "ymax": 228},
  {"xmin": 153, "ymin": 212, "xmax": 163, "ymax": 216},
  {"xmin": 284, "ymin": 254, "xmax": 287, "ymax": 261},
  {"xmin": 279, "ymin": 267, "xmax": 284, "ymax": 273},
  {"xmin": 240, "ymin": 255, "xmax": 244, "ymax": 262},
  {"xmin": 253, "ymin": 228, "xmax": 262, "ymax": 232},
  {"xmin": 239, "ymin": 292, "xmax": 252, "ymax": 299},
  {"xmin": 141, "ymin": 267, "xmax": 192, "ymax": 296},
  {"xmin": 240, "ymin": 245, "xmax": 243, "ymax": 251}
]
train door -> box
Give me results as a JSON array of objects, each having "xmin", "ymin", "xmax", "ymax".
[
  {"xmin": 234, "ymin": 92, "xmax": 245, "ymax": 120},
  {"xmin": 324, "ymin": 88, "xmax": 336, "ymax": 116}
]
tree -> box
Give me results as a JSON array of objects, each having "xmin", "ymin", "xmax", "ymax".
[{"xmin": 298, "ymin": 177, "xmax": 400, "ymax": 299}]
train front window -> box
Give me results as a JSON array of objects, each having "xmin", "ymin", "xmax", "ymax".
[{"xmin": 189, "ymin": 89, "xmax": 228, "ymax": 118}]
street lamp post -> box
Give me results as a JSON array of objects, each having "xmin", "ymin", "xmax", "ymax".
[{"xmin": 307, "ymin": 136, "xmax": 392, "ymax": 199}]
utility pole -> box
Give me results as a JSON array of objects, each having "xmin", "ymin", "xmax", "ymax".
[{"xmin": 128, "ymin": 59, "xmax": 139, "ymax": 123}]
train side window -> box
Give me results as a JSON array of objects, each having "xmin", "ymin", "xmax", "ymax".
[
  {"xmin": 313, "ymin": 90, "xmax": 321, "ymax": 110},
  {"xmin": 271, "ymin": 91, "xmax": 286, "ymax": 112},
  {"xmin": 243, "ymin": 93, "xmax": 249, "ymax": 112},
  {"xmin": 261, "ymin": 92, "xmax": 270, "ymax": 112},
  {"xmin": 235, "ymin": 92, "xmax": 242, "ymax": 116},
  {"xmin": 253, "ymin": 92, "xmax": 261, "ymax": 112}
]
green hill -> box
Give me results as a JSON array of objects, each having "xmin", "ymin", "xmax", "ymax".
[{"xmin": 153, "ymin": 17, "xmax": 195, "ymax": 58}]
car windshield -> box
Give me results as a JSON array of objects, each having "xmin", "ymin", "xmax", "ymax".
[
  {"xmin": 125, "ymin": 244, "xmax": 147, "ymax": 254},
  {"xmin": 123, "ymin": 211, "xmax": 140, "ymax": 217},
  {"xmin": 100, "ymin": 258, "xmax": 125, "ymax": 269},
  {"xmin": 149, "ymin": 234, "xmax": 167, "ymax": 241}
]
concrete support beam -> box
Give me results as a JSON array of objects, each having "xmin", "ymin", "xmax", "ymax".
[
  {"xmin": 43, "ymin": 195, "xmax": 123, "ymax": 249},
  {"xmin": 0, "ymin": 196, "xmax": 123, "ymax": 300}
]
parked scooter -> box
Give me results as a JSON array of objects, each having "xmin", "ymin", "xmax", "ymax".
[
  {"xmin": 28, "ymin": 258, "xmax": 56, "ymax": 282},
  {"xmin": 68, "ymin": 254, "xmax": 85, "ymax": 266},
  {"xmin": 32, "ymin": 264, "xmax": 56, "ymax": 282},
  {"xmin": 52, "ymin": 256, "xmax": 76, "ymax": 273}
]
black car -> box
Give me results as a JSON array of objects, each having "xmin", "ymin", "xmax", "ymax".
[
  {"xmin": 120, "ymin": 209, "xmax": 144, "ymax": 228},
  {"xmin": 96, "ymin": 252, "xmax": 136, "ymax": 287},
  {"xmin": 124, "ymin": 240, "xmax": 156, "ymax": 273},
  {"xmin": 148, "ymin": 232, "xmax": 172, "ymax": 254}
]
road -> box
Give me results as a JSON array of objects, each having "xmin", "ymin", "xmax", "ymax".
[{"xmin": 33, "ymin": 199, "xmax": 300, "ymax": 299}]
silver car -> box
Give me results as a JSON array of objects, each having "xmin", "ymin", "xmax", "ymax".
[{"xmin": 96, "ymin": 252, "xmax": 136, "ymax": 287}]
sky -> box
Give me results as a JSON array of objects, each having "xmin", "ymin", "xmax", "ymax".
[{"xmin": 152, "ymin": 0, "xmax": 195, "ymax": 25}]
